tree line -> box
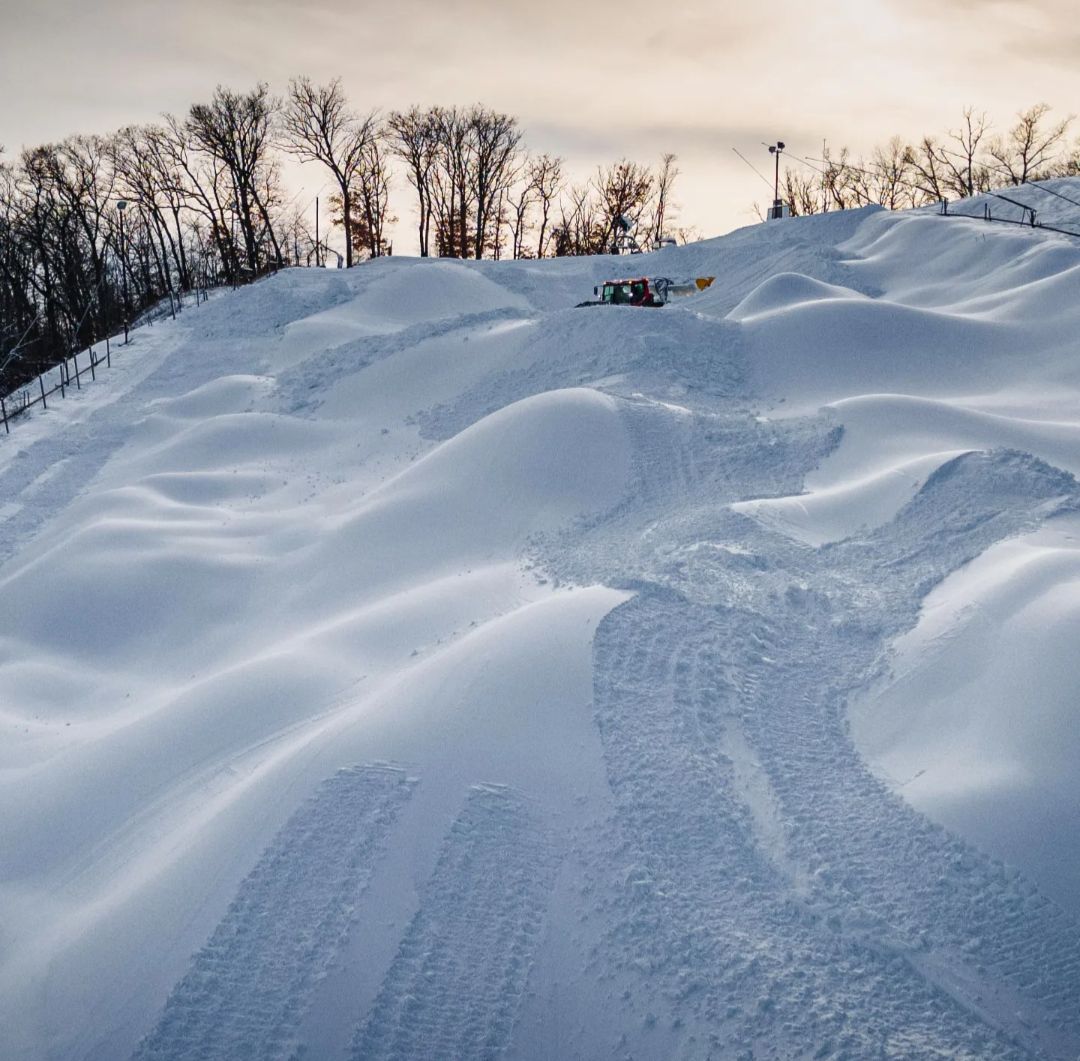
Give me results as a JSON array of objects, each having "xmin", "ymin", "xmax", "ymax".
[
  {"xmin": 5, "ymin": 85, "xmax": 1078, "ymax": 401},
  {"xmin": 0, "ymin": 78, "xmax": 686, "ymax": 398},
  {"xmin": 774, "ymin": 104, "xmax": 1078, "ymax": 217}
]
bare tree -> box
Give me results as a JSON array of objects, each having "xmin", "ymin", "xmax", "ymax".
[
  {"xmin": 821, "ymin": 146, "xmax": 860, "ymax": 210},
  {"xmin": 386, "ymin": 107, "xmax": 438, "ymax": 257},
  {"xmin": 187, "ymin": 83, "xmax": 284, "ymax": 274},
  {"xmin": 871, "ymin": 136, "xmax": 916, "ymax": 208},
  {"xmin": 942, "ymin": 106, "xmax": 991, "ymax": 197},
  {"xmin": 595, "ymin": 160, "xmax": 653, "ymax": 252},
  {"xmin": 986, "ymin": 103, "xmax": 1073, "ymax": 185},
  {"xmin": 552, "ymin": 181, "xmax": 606, "ymax": 256},
  {"xmin": 429, "ymin": 106, "xmax": 470, "ymax": 257},
  {"xmin": 782, "ymin": 167, "xmax": 821, "ymax": 216},
  {"xmin": 506, "ymin": 169, "xmax": 535, "ymax": 259},
  {"xmin": 528, "ymin": 154, "xmax": 562, "ymax": 258},
  {"xmin": 470, "ymin": 107, "xmax": 523, "ymax": 260},
  {"xmin": 903, "ymin": 137, "xmax": 948, "ymax": 202},
  {"xmin": 648, "ymin": 153, "xmax": 679, "ymax": 247},
  {"xmin": 331, "ymin": 135, "xmax": 395, "ymax": 260},
  {"xmin": 113, "ymin": 124, "xmax": 196, "ymax": 292},
  {"xmin": 282, "ymin": 77, "xmax": 377, "ymax": 267}
]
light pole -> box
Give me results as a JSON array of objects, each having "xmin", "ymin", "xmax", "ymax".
[
  {"xmin": 117, "ymin": 199, "xmax": 129, "ymax": 344},
  {"xmin": 228, "ymin": 200, "xmax": 238, "ymax": 286},
  {"xmin": 767, "ymin": 142, "xmax": 785, "ymax": 219}
]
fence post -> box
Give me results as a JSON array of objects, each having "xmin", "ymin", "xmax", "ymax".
[
  {"xmin": 105, "ymin": 335, "xmax": 111, "ymax": 368},
  {"xmin": 39, "ymin": 373, "xmax": 47, "ymax": 410},
  {"xmin": 1, "ymin": 396, "xmax": 7, "ymax": 434},
  {"xmin": 59, "ymin": 362, "xmax": 66, "ymax": 399}
]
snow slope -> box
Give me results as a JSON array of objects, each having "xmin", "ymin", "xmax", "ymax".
[{"xmin": 2, "ymin": 184, "xmax": 1080, "ymax": 1060}]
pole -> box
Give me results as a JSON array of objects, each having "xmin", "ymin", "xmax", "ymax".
[
  {"xmin": 822, "ymin": 138, "xmax": 827, "ymax": 214},
  {"xmin": 315, "ymin": 197, "xmax": 320, "ymax": 268},
  {"xmin": 1, "ymin": 396, "xmax": 8, "ymax": 434},
  {"xmin": 119, "ymin": 203, "xmax": 130, "ymax": 344},
  {"xmin": 766, "ymin": 141, "xmax": 785, "ymax": 219}
]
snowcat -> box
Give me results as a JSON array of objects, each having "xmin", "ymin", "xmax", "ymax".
[{"xmin": 577, "ymin": 276, "xmax": 715, "ymax": 308}]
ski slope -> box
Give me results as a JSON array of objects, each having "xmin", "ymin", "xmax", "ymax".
[{"xmin": 2, "ymin": 186, "xmax": 1080, "ymax": 1060}]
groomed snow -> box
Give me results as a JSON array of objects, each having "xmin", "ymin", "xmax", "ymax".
[{"xmin": 2, "ymin": 184, "xmax": 1080, "ymax": 1060}]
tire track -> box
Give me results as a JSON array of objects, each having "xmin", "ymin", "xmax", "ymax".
[
  {"xmin": 350, "ymin": 784, "xmax": 561, "ymax": 1061},
  {"xmin": 133, "ymin": 764, "xmax": 416, "ymax": 1061}
]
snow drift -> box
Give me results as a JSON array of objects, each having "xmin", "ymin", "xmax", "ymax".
[{"xmin": 3, "ymin": 187, "xmax": 1080, "ymax": 1060}]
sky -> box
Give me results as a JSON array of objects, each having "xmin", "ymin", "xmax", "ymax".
[{"xmin": 1, "ymin": 0, "xmax": 1078, "ymax": 250}]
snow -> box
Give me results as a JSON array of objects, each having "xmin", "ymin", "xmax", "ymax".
[{"xmin": 2, "ymin": 184, "xmax": 1080, "ymax": 1060}]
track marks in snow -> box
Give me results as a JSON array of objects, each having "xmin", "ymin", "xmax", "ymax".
[
  {"xmin": 132, "ymin": 765, "xmax": 415, "ymax": 1061},
  {"xmin": 592, "ymin": 597, "xmax": 1030, "ymax": 1060},
  {"xmin": 350, "ymin": 784, "xmax": 561, "ymax": 1061},
  {"xmin": 542, "ymin": 395, "xmax": 1080, "ymax": 1057}
]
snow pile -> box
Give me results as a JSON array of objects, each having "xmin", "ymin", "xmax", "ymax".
[{"xmin": 2, "ymin": 190, "xmax": 1080, "ymax": 1060}]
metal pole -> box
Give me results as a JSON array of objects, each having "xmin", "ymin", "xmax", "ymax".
[
  {"xmin": 315, "ymin": 197, "xmax": 320, "ymax": 268},
  {"xmin": 39, "ymin": 373, "xmax": 47, "ymax": 410},
  {"xmin": 118, "ymin": 202, "xmax": 130, "ymax": 344},
  {"xmin": 766, "ymin": 141, "xmax": 785, "ymax": 218}
]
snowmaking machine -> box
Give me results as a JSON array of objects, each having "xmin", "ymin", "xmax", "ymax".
[{"xmin": 576, "ymin": 276, "xmax": 715, "ymax": 308}]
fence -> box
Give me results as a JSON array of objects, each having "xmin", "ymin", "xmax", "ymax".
[
  {"xmin": 938, "ymin": 187, "xmax": 1080, "ymax": 242},
  {"xmin": 1, "ymin": 286, "xmax": 210, "ymax": 437}
]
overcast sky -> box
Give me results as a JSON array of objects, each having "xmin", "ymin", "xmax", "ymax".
[{"xmin": 1, "ymin": 0, "xmax": 1077, "ymax": 248}]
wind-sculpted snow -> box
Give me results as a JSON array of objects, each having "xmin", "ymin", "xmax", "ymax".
[
  {"xmin": 4, "ymin": 193, "xmax": 1080, "ymax": 1060},
  {"xmin": 133, "ymin": 765, "xmax": 416, "ymax": 1061},
  {"xmin": 350, "ymin": 785, "xmax": 561, "ymax": 1061}
]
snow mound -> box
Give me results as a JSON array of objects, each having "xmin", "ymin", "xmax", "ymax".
[
  {"xmin": 851, "ymin": 512, "xmax": 1080, "ymax": 909},
  {"xmin": 727, "ymin": 270, "xmax": 866, "ymax": 320},
  {"xmin": 355, "ymin": 258, "xmax": 531, "ymax": 328},
  {"xmin": 4, "ymin": 185, "xmax": 1080, "ymax": 1061}
]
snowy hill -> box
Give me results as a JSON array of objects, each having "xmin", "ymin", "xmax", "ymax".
[{"xmin": 2, "ymin": 188, "xmax": 1080, "ymax": 1060}]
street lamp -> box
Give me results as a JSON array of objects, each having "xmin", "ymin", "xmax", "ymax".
[
  {"xmin": 117, "ymin": 199, "xmax": 129, "ymax": 344},
  {"xmin": 767, "ymin": 142, "xmax": 785, "ymax": 220}
]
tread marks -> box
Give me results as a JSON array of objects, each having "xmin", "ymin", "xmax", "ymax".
[
  {"xmin": 591, "ymin": 595, "xmax": 1032, "ymax": 1059},
  {"xmin": 132, "ymin": 764, "xmax": 416, "ymax": 1061},
  {"xmin": 542, "ymin": 404, "xmax": 1080, "ymax": 1057},
  {"xmin": 350, "ymin": 784, "xmax": 561, "ymax": 1061}
]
